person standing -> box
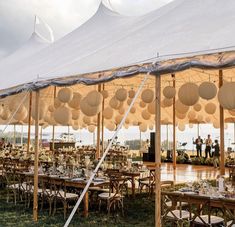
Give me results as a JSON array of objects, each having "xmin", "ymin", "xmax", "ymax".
[
  {"xmin": 205, "ymin": 134, "xmax": 212, "ymax": 158},
  {"xmin": 194, "ymin": 136, "xmax": 203, "ymax": 157},
  {"xmin": 212, "ymin": 140, "xmax": 220, "ymax": 168}
]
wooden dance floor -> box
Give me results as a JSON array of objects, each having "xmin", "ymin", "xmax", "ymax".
[{"xmin": 146, "ymin": 163, "xmax": 229, "ymax": 184}]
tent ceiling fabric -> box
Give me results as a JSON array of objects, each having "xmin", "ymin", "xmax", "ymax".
[
  {"xmin": 1, "ymin": 0, "xmax": 235, "ymax": 98},
  {"xmin": 0, "ymin": 71, "xmax": 235, "ymax": 129}
]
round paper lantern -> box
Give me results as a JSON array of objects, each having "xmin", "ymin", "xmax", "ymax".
[
  {"xmin": 187, "ymin": 110, "xmax": 196, "ymax": 120},
  {"xmin": 125, "ymin": 117, "xmax": 130, "ymax": 124},
  {"xmin": 103, "ymin": 107, "xmax": 113, "ymax": 119},
  {"xmin": 54, "ymin": 98, "xmax": 61, "ymax": 108},
  {"xmin": 141, "ymin": 89, "xmax": 154, "ymax": 103},
  {"xmin": 193, "ymin": 103, "xmax": 202, "ymax": 112},
  {"xmin": 205, "ymin": 116, "xmax": 211, "ymax": 123},
  {"xmin": 197, "ymin": 114, "xmax": 203, "ymax": 122},
  {"xmin": 175, "ymin": 100, "xmax": 189, "ymax": 114},
  {"xmin": 80, "ymin": 97, "xmax": 100, "ymax": 116},
  {"xmin": 128, "ymin": 89, "xmax": 135, "ymax": 99},
  {"xmin": 58, "ymin": 87, "xmax": 73, "ymax": 103},
  {"xmin": 48, "ymin": 105, "xmax": 55, "ymax": 112},
  {"xmin": 133, "ymin": 121, "xmax": 139, "ymax": 126},
  {"xmin": 124, "ymin": 124, "xmax": 129, "ymax": 129},
  {"xmin": 72, "ymin": 110, "xmax": 79, "ymax": 120},
  {"xmin": 127, "ymin": 98, "xmax": 132, "ymax": 106},
  {"xmin": 163, "ymin": 86, "xmax": 176, "ymax": 99},
  {"xmin": 162, "ymin": 98, "xmax": 173, "ymax": 108},
  {"xmin": 32, "ymin": 100, "xmax": 47, "ymax": 120},
  {"xmin": 218, "ymin": 82, "xmax": 235, "ymax": 110},
  {"xmin": 14, "ymin": 106, "xmax": 27, "ymax": 121},
  {"xmin": 115, "ymin": 115, "xmax": 123, "ymax": 124},
  {"xmin": 88, "ymin": 125, "xmax": 96, "ymax": 133},
  {"xmin": 54, "ymin": 106, "xmax": 72, "ymax": 125},
  {"xmin": 68, "ymin": 92, "xmax": 82, "ymax": 110},
  {"xmin": 119, "ymin": 107, "xmax": 125, "ymax": 115},
  {"xmin": 139, "ymin": 123, "xmax": 147, "ymax": 132},
  {"xmin": 176, "ymin": 111, "xmax": 186, "ymax": 120},
  {"xmin": 1, "ymin": 109, "xmax": 10, "ymax": 120},
  {"xmin": 142, "ymin": 109, "xmax": 151, "ymax": 120},
  {"xmin": 199, "ymin": 82, "xmax": 217, "ymax": 100},
  {"xmin": 130, "ymin": 106, "xmax": 136, "ymax": 114},
  {"xmin": 109, "ymin": 97, "xmax": 120, "ymax": 109},
  {"xmin": 139, "ymin": 101, "xmax": 146, "ymax": 108},
  {"xmin": 72, "ymin": 124, "xmax": 79, "ymax": 131},
  {"xmin": 87, "ymin": 90, "xmax": 102, "ymax": 107},
  {"xmin": 178, "ymin": 123, "xmax": 185, "ymax": 131},
  {"xmin": 101, "ymin": 90, "xmax": 109, "ymax": 99},
  {"xmin": 83, "ymin": 116, "xmax": 91, "ymax": 125},
  {"xmin": 107, "ymin": 122, "xmax": 116, "ymax": 131},
  {"xmin": 9, "ymin": 98, "xmax": 25, "ymax": 113},
  {"xmin": 213, "ymin": 121, "xmax": 220, "ymax": 129},
  {"xmin": 115, "ymin": 88, "xmax": 127, "ymax": 102},
  {"xmin": 189, "ymin": 123, "xmax": 194, "ymax": 128},
  {"xmin": 147, "ymin": 101, "xmax": 155, "ymax": 115},
  {"xmin": 93, "ymin": 117, "xmax": 97, "ymax": 124},
  {"xmin": 178, "ymin": 82, "xmax": 199, "ymax": 106},
  {"xmin": 205, "ymin": 103, "xmax": 216, "ymax": 115},
  {"xmin": 228, "ymin": 110, "xmax": 235, "ymax": 116}
]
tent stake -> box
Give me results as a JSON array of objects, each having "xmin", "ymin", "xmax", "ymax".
[
  {"xmin": 33, "ymin": 90, "xmax": 40, "ymax": 222},
  {"xmin": 172, "ymin": 74, "xmax": 176, "ymax": 169},
  {"xmin": 155, "ymin": 74, "xmax": 161, "ymax": 227},
  {"xmin": 27, "ymin": 92, "xmax": 32, "ymax": 153},
  {"xmin": 219, "ymin": 70, "xmax": 225, "ymax": 175}
]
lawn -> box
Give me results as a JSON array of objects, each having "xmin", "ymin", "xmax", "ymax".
[{"xmin": 0, "ymin": 189, "xmax": 155, "ymax": 227}]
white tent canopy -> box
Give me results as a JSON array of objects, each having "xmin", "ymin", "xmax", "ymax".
[{"xmin": 1, "ymin": 0, "xmax": 235, "ymax": 97}]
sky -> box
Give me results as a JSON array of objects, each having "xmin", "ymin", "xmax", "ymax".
[{"xmin": 0, "ymin": 0, "xmax": 172, "ymax": 58}]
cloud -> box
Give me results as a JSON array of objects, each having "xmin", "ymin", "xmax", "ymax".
[{"xmin": 0, "ymin": 0, "xmax": 172, "ymax": 56}]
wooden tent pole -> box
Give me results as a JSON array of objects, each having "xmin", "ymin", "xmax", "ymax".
[
  {"xmin": 40, "ymin": 126, "xmax": 43, "ymax": 148},
  {"xmin": 27, "ymin": 92, "xmax": 32, "ymax": 153},
  {"xmin": 13, "ymin": 124, "xmax": 16, "ymax": 147},
  {"xmin": 172, "ymin": 74, "xmax": 176, "ymax": 169},
  {"xmin": 52, "ymin": 87, "xmax": 56, "ymax": 151},
  {"xmin": 155, "ymin": 74, "xmax": 161, "ymax": 227},
  {"xmin": 33, "ymin": 90, "xmax": 40, "ymax": 222},
  {"xmin": 166, "ymin": 124, "xmax": 169, "ymax": 150},
  {"xmin": 101, "ymin": 84, "xmax": 105, "ymax": 156},
  {"xmin": 219, "ymin": 70, "xmax": 225, "ymax": 175},
  {"xmin": 96, "ymin": 84, "xmax": 102, "ymax": 159},
  {"xmin": 21, "ymin": 125, "xmax": 23, "ymax": 146}
]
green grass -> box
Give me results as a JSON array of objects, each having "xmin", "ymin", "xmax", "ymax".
[{"xmin": 0, "ymin": 188, "xmax": 155, "ymax": 227}]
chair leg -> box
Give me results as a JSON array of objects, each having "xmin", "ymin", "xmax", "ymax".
[{"xmin": 63, "ymin": 202, "xmax": 67, "ymax": 220}]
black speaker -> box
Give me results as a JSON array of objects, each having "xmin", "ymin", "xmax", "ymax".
[{"xmin": 149, "ymin": 132, "xmax": 155, "ymax": 154}]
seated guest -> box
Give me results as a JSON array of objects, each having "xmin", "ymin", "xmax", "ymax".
[{"xmin": 0, "ymin": 138, "xmax": 5, "ymax": 149}]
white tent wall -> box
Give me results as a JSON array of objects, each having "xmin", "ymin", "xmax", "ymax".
[{"xmin": 1, "ymin": 0, "xmax": 235, "ymax": 97}]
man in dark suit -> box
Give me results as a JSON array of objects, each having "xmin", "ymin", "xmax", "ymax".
[{"xmin": 194, "ymin": 136, "xmax": 203, "ymax": 157}]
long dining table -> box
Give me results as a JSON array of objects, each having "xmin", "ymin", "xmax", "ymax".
[{"xmin": 19, "ymin": 172, "xmax": 109, "ymax": 217}]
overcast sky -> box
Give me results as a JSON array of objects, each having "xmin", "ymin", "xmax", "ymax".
[{"xmin": 0, "ymin": 0, "xmax": 172, "ymax": 58}]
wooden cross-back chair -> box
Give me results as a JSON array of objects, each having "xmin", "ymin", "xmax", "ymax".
[
  {"xmin": 161, "ymin": 191, "xmax": 191, "ymax": 227},
  {"xmin": 221, "ymin": 198, "xmax": 235, "ymax": 227},
  {"xmin": 98, "ymin": 171, "xmax": 127, "ymax": 215},
  {"xmin": 186, "ymin": 193, "xmax": 224, "ymax": 226}
]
